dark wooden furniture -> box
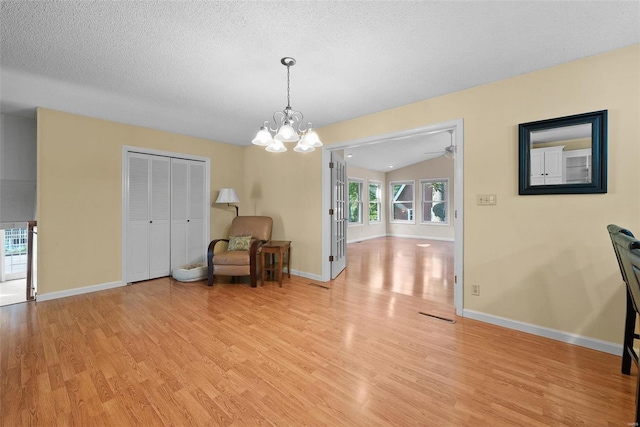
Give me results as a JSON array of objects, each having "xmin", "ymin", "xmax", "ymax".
[
  {"xmin": 607, "ymin": 224, "xmax": 640, "ymax": 425},
  {"xmin": 261, "ymin": 240, "xmax": 291, "ymax": 287},
  {"xmin": 629, "ymin": 243, "xmax": 640, "ymax": 427}
]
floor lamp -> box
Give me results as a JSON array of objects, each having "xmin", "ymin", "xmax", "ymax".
[{"xmin": 215, "ymin": 188, "xmax": 239, "ymax": 216}]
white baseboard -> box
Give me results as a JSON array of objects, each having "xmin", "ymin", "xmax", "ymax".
[
  {"xmin": 387, "ymin": 233, "xmax": 454, "ymax": 242},
  {"xmin": 289, "ymin": 269, "xmax": 323, "ymax": 282},
  {"xmin": 347, "ymin": 234, "xmax": 387, "ymax": 244},
  {"xmin": 463, "ymin": 309, "xmax": 622, "ymax": 356},
  {"xmin": 36, "ymin": 280, "xmax": 125, "ymax": 302}
]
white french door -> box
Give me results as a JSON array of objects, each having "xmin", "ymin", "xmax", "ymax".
[{"xmin": 330, "ymin": 151, "xmax": 347, "ymax": 279}]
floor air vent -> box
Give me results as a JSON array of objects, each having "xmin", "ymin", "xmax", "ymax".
[
  {"xmin": 418, "ymin": 312, "xmax": 456, "ymax": 323},
  {"xmin": 307, "ymin": 282, "xmax": 330, "ymax": 289}
]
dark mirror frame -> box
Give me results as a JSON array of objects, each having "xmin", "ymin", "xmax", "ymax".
[{"xmin": 518, "ymin": 110, "xmax": 607, "ymax": 195}]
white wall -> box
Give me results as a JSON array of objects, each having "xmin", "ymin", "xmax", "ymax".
[
  {"xmin": 386, "ymin": 156, "xmax": 455, "ymax": 241},
  {"xmin": 346, "ymin": 157, "xmax": 455, "ymax": 242},
  {"xmin": 346, "ymin": 164, "xmax": 386, "ymax": 242},
  {"xmin": 0, "ymin": 113, "xmax": 37, "ymax": 227}
]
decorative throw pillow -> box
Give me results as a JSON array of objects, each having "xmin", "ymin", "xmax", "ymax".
[{"xmin": 228, "ymin": 235, "xmax": 252, "ymax": 251}]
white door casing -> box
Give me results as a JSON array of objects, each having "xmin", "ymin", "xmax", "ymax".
[{"xmin": 321, "ymin": 119, "xmax": 464, "ymax": 316}]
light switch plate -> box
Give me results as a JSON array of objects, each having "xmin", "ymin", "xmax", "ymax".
[{"xmin": 477, "ymin": 194, "xmax": 497, "ymax": 206}]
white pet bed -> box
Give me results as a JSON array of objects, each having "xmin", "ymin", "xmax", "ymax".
[{"xmin": 172, "ymin": 263, "xmax": 207, "ymax": 282}]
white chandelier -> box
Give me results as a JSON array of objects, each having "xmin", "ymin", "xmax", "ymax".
[{"xmin": 252, "ymin": 57, "xmax": 323, "ymax": 153}]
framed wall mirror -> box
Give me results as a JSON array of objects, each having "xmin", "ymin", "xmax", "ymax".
[{"xmin": 519, "ymin": 110, "xmax": 607, "ymax": 195}]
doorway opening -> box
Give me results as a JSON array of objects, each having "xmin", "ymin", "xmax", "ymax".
[
  {"xmin": 0, "ymin": 223, "xmax": 37, "ymax": 306},
  {"xmin": 321, "ymin": 119, "xmax": 464, "ymax": 315}
]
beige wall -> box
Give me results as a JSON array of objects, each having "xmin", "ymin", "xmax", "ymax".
[
  {"xmin": 346, "ymin": 165, "xmax": 386, "ymax": 242},
  {"xmin": 243, "ymin": 144, "xmax": 323, "ymax": 276},
  {"xmin": 247, "ymin": 45, "xmax": 639, "ymax": 344},
  {"xmin": 386, "ymin": 156, "xmax": 455, "ymax": 240},
  {"xmin": 346, "ymin": 158, "xmax": 455, "ymax": 242},
  {"xmin": 37, "ymin": 109, "xmax": 245, "ymax": 295},
  {"xmin": 37, "ymin": 44, "xmax": 639, "ymax": 345}
]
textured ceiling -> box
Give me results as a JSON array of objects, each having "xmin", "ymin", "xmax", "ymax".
[
  {"xmin": 345, "ymin": 130, "xmax": 454, "ymax": 172},
  {"xmin": 1, "ymin": 1, "xmax": 639, "ymax": 156}
]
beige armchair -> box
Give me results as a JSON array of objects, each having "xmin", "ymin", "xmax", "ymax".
[{"xmin": 207, "ymin": 216, "xmax": 272, "ymax": 287}]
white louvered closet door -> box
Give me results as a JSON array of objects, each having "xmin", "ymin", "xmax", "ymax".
[
  {"xmin": 127, "ymin": 153, "xmax": 151, "ymax": 282},
  {"xmin": 171, "ymin": 158, "xmax": 206, "ymax": 271},
  {"xmin": 127, "ymin": 153, "xmax": 171, "ymax": 282},
  {"xmin": 170, "ymin": 159, "xmax": 189, "ymax": 272},
  {"xmin": 149, "ymin": 156, "xmax": 171, "ymax": 279},
  {"xmin": 187, "ymin": 161, "xmax": 205, "ymax": 265}
]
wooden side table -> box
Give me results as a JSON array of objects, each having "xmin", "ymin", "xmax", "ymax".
[{"xmin": 261, "ymin": 241, "xmax": 291, "ymax": 287}]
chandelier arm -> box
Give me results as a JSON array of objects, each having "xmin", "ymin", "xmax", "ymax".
[
  {"xmin": 290, "ymin": 111, "xmax": 305, "ymax": 133},
  {"xmin": 271, "ymin": 112, "xmax": 285, "ymax": 132}
]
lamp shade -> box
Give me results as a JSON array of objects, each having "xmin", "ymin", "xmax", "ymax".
[
  {"xmin": 266, "ymin": 139, "xmax": 287, "ymax": 153},
  {"xmin": 301, "ymin": 128, "xmax": 323, "ymax": 148},
  {"xmin": 215, "ymin": 188, "xmax": 239, "ymax": 204},
  {"xmin": 293, "ymin": 139, "xmax": 315, "ymax": 153},
  {"xmin": 252, "ymin": 127, "xmax": 273, "ymax": 146}
]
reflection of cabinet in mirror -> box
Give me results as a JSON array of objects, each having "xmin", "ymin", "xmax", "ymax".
[
  {"xmin": 530, "ymin": 146, "xmax": 563, "ymax": 185},
  {"xmin": 519, "ymin": 110, "xmax": 606, "ymax": 195},
  {"xmin": 563, "ymin": 149, "xmax": 591, "ymax": 184}
]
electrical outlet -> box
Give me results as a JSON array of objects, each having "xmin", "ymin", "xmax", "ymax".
[{"xmin": 471, "ymin": 284, "xmax": 480, "ymax": 296}]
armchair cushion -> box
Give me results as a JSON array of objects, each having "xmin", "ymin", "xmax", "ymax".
[
  {"xmin": 228, "ymin": 216, "xmax": 272, "ymax": 242},
  {"xmin": 228, "ymin": 235, "xmax": 252, "ymax": 251},
  {"xmin": 213, "ymin": 250, "xmax": 250, "ymax": 266}
]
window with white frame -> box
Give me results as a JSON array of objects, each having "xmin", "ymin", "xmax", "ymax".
[
  {"xmin": 368, "ymin": 181, "xmax": 382, "ymax": 223},
  {"xmin": 2, "ymin": 228, "xmax": 28, "ymax": 276},
  {"xmin": 390, "ymin": 181, "xmax": 415, "ymax": 223},
  {"xmin": 421, "ymin": 179, "xmax": 449, "ymax": 224},
  {"xmin": 348, "ymin": 178, "xmax": 363, "ymax": 224}
]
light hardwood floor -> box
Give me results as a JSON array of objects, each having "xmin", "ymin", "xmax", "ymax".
[{"xmin": 1, "ymin": 237, "xmax": 634, "ymax": 425}]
